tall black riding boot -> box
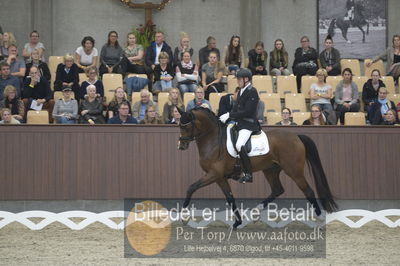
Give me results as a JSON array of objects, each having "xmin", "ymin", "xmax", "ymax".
[{"xmin": 238, "ymin": 147, "xmax": 253, "ymax": 184}]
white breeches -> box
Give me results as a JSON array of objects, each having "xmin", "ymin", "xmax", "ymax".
[{"xmin": 236, "ymin": 129, "xmax": 252, "ymax": 151}]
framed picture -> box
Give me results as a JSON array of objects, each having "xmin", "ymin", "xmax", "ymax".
[{"xmin": 318, "ymin": 0, "xmax": 387, "ymax": 59}]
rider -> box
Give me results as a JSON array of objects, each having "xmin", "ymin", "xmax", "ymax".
[
  {"xmin": 344, "ymin": 0, "xmax": 355, "ymax": 21},
  {"xmin": 219, "ymin": 68, "xmax": 260, "ymax": 183}
]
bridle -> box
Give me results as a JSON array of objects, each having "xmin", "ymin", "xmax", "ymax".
[{"xmin": 178, "ymin": 112, "xmax": 212, "ymax": 143}]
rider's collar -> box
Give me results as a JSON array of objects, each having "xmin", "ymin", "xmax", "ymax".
[{"xmin": 240, "ymin": 82, "xmax": 252, "ymax": 95}]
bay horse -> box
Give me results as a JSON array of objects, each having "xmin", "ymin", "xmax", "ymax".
[
  {"xmin": 327, "ymin": 1, "xmax": 369, "ymax": 43},
  {"xmin": 177, "ymin": 107, "xmax": 337, "ymax": 229}
]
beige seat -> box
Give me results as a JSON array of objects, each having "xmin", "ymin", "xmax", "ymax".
[
  {"xmin": 183, "ymin": 92, "xmax": 195, "ymax": 110},
  {"xmin": 300, "ymin": 76, "xmax": 318, "ymax": 99},
  {"xmin": 127, "ymin": 73, "xmax": 149, "ymax": 91},
  {"xmin": 284, "ymin": 93, "xmax": 307, "ymax": 113},
  {"xmin": 53, "ymin": 91, "xmax": 75, "ymax": 100},
  {"xmin": 48, "ymin": 56, "xmax": 64, "ymax": 90},
  {"xmin": 103, "ymin": 74, "xmax": 123, "ymax": 104},
  {"xmin": 353, "ymin": 76, "xmax": 369, "ymax": 93},
  {"xmin": 326, "ymin": 76, "xmax": 343, "ymax": 91},
  {"xmin": 79, "ymin": 73, "xmax": 89, "ymax": 85},
  {"xmin": 364, "ymin": 59, "xmax": 385, "ymax": 77},
  {"xmin": 27, "ymin": 110, "xmax": 49, "ymax": 124},
  {"xmin": 266, "ymin": 112, "xmax": 282, "ymax": 125},
  {"xmin": 292, "ymin": 112, "xmax": 310, "ymax": 125},
  {"xmin": 344, "ymin": 112, "xmax": 366, "ymax": 125},
  {"xmin": 381, "ymin": 76, "xmax": 396, "ymax": 95},
  {"xmin": 209, "ymin": 92, "xmax": 227, "ymax": 114},
  {"xmin": 252, "ymin": 75, "xmax": 273, "ymax": 94},
  {"xmin": 276, "ymin": 75, "xmax": 297, "ymax": 98},
  {"xmin": 227, "ymin": 75, "xmax": 237, "ymax": 93},
  {"xmin": 259, "ymin": 93, "xmax": 281, "ymax": 115},
  {"xmin": 131, "ymin": 92, "xmax": 153, "ymax": 106},
  {"xmin": 388, "ymin": 94, "xmax": 400, "ymax": 106},
  {"xmin": 157, "ymin": 92, "xmax": 170, "ymax": 116},
  {"xmin": 341, "ymin": 59, "xmax": 361, "ymax": 76}
]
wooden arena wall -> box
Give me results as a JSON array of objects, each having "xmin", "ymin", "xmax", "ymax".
[{"xmin": 0, "ymin": 126, "xmax": 399, "ymax": 200}]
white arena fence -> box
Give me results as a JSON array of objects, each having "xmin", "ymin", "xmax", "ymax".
[{"xmin": 0, "ymin": 209, "xmax": 399, "ymax": 230}]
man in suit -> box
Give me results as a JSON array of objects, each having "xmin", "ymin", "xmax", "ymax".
[{"xmin": 219, "ymin": 68, "xmax": 260, "ymax": 183}]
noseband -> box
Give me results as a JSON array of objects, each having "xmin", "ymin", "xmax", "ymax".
[{"xmin": 178, "ymin": 113, "xmax": 211, "ymax": 142}]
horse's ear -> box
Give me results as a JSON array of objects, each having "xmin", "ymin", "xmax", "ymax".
[{"xmin": 177, "ymin": 107, "xmax": 185, "ymax": 115}]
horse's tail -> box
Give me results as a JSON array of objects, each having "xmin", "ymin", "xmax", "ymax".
[
  {"xmin": 298, "ymin": 135, "xmax": 338, "ymax": 213},
  {"xmin": 328, "ymin": 19, "xmax": 336, "ymax": 37}
]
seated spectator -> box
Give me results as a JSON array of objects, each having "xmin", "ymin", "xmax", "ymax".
[
  {"xmin": 107, "ymin": 87, "xmax": 131, "ymax": 119},
  {"xmin": 52, "ymin": 87, "xmax": 78, "ymax": 124},
  {"xmin": 153, "ymin": 52, "xmax": 175, "ymax": 93},
  {"xmin": 54, "ymin": 54, "xmax": 80, "ymax": 96},
  {"xmin": 369, "ymin": 87, "xmax": 396, "ymax": 125},
  {"xmin": 75, "ymin": 36, "xmax": 98, "ymax": 73},
  {"xmin": 362, "ymin": 69, "xmax": 385, "ymax": 115},
  {"xmin": 0, "ymin": 61, "xmax": 21, "ymax": 100},
  {"xmin": 186, "ymin": 87, "xmax": 211, "ymax": 112},
  {"xmin": 293, "ymin": 36, "xmax": 318, "ymax": 92},
  {"xmin": 366, "ymin": 34, "xmax": 400, "ymax": 84},
  {"xmin": 381, "ymin": 109, "xmax": 398, "ymax": 125},
  {"xmin": 22, "ymin": 31, "xmax": 45, "ymax": 63},
  {"xmin": 108, "ymin": 101, "xmax": 138, "ymax": 124},
  {"xmin": 173, "ymin": 32, "xmax": 194, "ymax": 68},
  {"xmin": 0, "ymin": 29, "xmax": 3, "ymax": 60},
  {"xmin": 310, "ymin": 68, "xmax": 333, "ymax": 112},
  {"xmin": 0, "ymin": 108, "xmax": 20, "ymax": 124},
  {"xmin": 334, "ymin": 68, "xmax": 360, "ymax": 125},
  {"xmin": 303, "ymin": 104, "xmax": 326, "ymax": 125},
  {"xmin": 145, "ymin": 31, "xmax": 173, "ymax": 71},
  {"xmin": 0, "ymin": 85, "xmax": 24, "ymax": 122},
  {"xmin": 319, "ymin": 35, "xmax": 341, "ymax": 76},
  {"xmin": 201, "ymin": 51, "xmax": 224, "ymax": 100},
  {"xmin": 176, "ymin": 51, "xmax": 199, "ymax": 94},
  {"xmin": 132, "ymin": 88, "xmax": 159, "ymax": 122},
  {"xmin": 99, "ymin": 31, "xmax": 124, "ymax": 77},
  {"xmin": 79, "ymin": 66, "xmax": 104, "ymax": 100},
  {"xmin": 222, "ymin": 35, "xmax": 245, "ymax": 75},
  {"xmin": 275, "ymin": 107, "xmax": 297, "ymax": 125},
  {"xmin": 269, "ymin": 39, "xmax": 290, "ymax": 76},
  {"xmin": 169, "ymin": 106, "xmax": 181, "ymax": 124},
  {"xmin": 248, "ymin": 41, "xmax": 268, "ymax": 76},
  {"xmin": 7, "ymin": 45, "xmax": 26, "ymax": 79},
  {"xmin": 119, "ymin": 33, "xmax": 146, "ymax": 75},
  {"xmin": 78, "ymin": 85, "xmax": 105, "ymax": 124},
  {"xmin": 163, "ymin": 88, "xmax": 184, "ymax": 123},
  {"xmin": 25, "ymin": 48, "xmax": 51, "ymax": 81},
  {"xmin": 140, "ymin": 105, "xmax": 162, "ymax": 124},
  {"xmin": 198, "ymin": 36, "xmax": 220, "ymax": 69},
  {"xmin": 22, "ymin": 66, "xmax": 54, "ymax": 121},
  {"xmin": 0, "ymin": 32, "xmax": 17, "ymax": 58}
]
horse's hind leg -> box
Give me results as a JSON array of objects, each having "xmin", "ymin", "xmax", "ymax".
[
  {"xmin": 217, "ymin": 179, "xmax": 242, "ymax": 229},
  {"xmin": 358, "ymin": 25, "xmax": 366, "ymax": 42},
  {"xmin": 261, "ymin": 166, "xmax": 284, "ymax": 208}
]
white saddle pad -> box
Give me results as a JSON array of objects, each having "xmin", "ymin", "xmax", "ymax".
[{"xmin": 226, "ymin": 124, "xmax": 270, "ymax": 158}]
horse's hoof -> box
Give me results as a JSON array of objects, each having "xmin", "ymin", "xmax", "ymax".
[
  {"xmin": 346, "ymin": 40, "xmax": 352, "ymax": 44},
  {"xmin": 233, "ymin": 220, "xmax": 242, "ymax": 229}
]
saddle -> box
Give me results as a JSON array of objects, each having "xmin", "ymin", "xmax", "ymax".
[{"xmin": 230, "ymin": 124, "xmax": 262, "ymax": 154}]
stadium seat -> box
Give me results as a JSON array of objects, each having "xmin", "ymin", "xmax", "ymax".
[
  {"xmin": 259, "ymin": 93, "xmax": 281, "ymax": 115},
  {"xmin": 103, "ymin": 74, "xmax": 123, "ymax": 105},
  {"xmin": 341, "ymin": 59, "xmax": 361, "ymax": 76},
  {"xmin": 387, "ymin": 94, "xmax": 400, "ymax": 106},
  {"xmin": 209, "ymin": 92, "xmax": 227, "ymax": 114},
  {"xmin": 48, "ymin": 56, "xmax": 64, "ymax": 90},
  {"xmin": 284, "ymin": 93, "xmax": 307, "ymax": 113},
  {"xmin": 381, "ymin": 76, "xmax": 396, "ymax": 95},
  {"xmin": 79, "ymin": 73, "xmax": 89, "ymax": 85},
  {"xmin": 353, "ymin": 76, "xmax": 369, "ymax": 93},
  {"xmin": 292, "ymin": 112, "xmax": 310, "ymax": 125},
  {"xmin": 184, "ymin": 92, "xmax": 195, "ymax": 109},
  {"xmin": 252, "ymin": 75, "xmax": 273, "ymax": 93},
  {"xmin": 300, "ymin": 76, "xmax": 318, "ymax": 99},
  {"xmin": 344, "ymin": 112, "xmax": 366, "ymax": 125},
  {"xmin": 53, "ymin": 91, "xmax": 75, "ymax": 100},
  {"xmin": 157, "ymin": 92, "xmax": 169, "ymax": 116},
  {"xmin": 227, "ymin": 75, "xmax": 237, "ymax": 93},
  {"xmin": 27, "ymin": 110, "xmax": 49, "ymax": 124},
  {"xmin": 364, "ymin": 59, "xmax": 385, "ymax": 77},
  {"xmin": 127, "ymin": 73, "xmax": 149, "ymax": 91},
  {"xmin": 266, "ymin": 112, "xmax": 282, "ymax": 125},
  {"xmin": 276, "ymin": 75, "xmax": 297, "ymax": 98},
  {"xmin": 326, "ymin": 76, "xmax": 343, "ymax": 92}
]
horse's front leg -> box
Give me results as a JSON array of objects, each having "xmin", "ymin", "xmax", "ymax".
[
  {"xmin": 216, "ymin": 179, "xmax": 242, "ymax": 229},
  {"xmin": 183, "ymin": 172, "xmax": 219, "ymax": 208}
]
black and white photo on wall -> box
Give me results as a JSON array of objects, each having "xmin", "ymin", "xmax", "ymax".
[{"xmin": 318, "ymin": 0, "xmax": 387, "ymax": 59}]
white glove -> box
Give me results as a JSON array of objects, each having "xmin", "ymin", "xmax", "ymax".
[{"xmin": 219, "ymin": 112, "xmax": 230, "ymax": 123}]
